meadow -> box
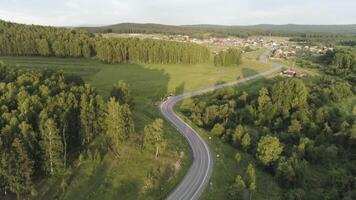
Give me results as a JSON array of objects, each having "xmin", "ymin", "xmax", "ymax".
[{"xmin": 0, "ymin": 49, "xmax": 274, "ymax": 199}]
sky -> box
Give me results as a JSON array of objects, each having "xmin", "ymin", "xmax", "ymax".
[{"xmin": 0, "ymin": 0, "xmax": 355, "ymax": 26}]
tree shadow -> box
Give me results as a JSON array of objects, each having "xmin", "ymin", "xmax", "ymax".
[
  {"xmin": 242, "ymin": 67, "xmax": 259, "ymax": 78},
  {"xmin": 174, "ymin": 82, "xmax": 185, "ymax": 95},
  {"xmin": 88, "ymin": 63, "xmax": 170, "ymax": 132},
  {"xmin": 114, "ymin": 178, "xmax": 142, "ymax": 200}
]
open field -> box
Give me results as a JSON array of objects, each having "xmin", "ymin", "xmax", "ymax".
[
  {"xmin": 0, "ymin": 49, "xmax": 273, "ymax": 129},
  {"xmin": 269, "ymin": 57, "xmax": 321, "ymax": 76},
  {"xmin": 0, "ymin": 49, "xmax": 273, "ymax": 199}
]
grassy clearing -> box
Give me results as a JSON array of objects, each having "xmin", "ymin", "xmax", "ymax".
[
  {"xmin": 0, "ymin": 49, "xmax": 273, "ymax": 199},
  {"xmin": 269, "ymin": 57, "xmax": 321, "ymax": 76}
]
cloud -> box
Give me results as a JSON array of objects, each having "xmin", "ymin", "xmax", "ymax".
[
  {"xmin": 0, "ymin": 10, "xmax": 44, "ymax": 25},
  {"xmin": 0, "ymin": 0, "xmax": 355, "ymax": 26}
]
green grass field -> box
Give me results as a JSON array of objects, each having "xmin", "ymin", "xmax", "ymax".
[{"xmin": 0, "ymin": 49, "xmax": 274, "ymax": 200}]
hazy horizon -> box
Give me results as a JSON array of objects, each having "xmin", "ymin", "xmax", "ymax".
[{"xmin": 0, "ymin": 0, "xmax": 355, "ymax": 27}]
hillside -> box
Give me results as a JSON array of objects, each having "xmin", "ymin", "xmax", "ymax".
[{"xmin": 79, "ymin": 23, "xmax": 356, "ymax": 38}]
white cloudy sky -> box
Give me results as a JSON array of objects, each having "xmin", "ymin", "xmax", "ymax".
[{"xmin": 0, "ymin": 0, "xmax": 355, "ymax": 26}]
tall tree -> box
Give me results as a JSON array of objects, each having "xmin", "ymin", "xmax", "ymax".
[
  {"xmin": 105, "ymin": 98, "xmax": 134, "ymax": 158},
  {"xmin": 143, "ymin": 118, "xmax": 166, "ymax": 158},
  {"xmin": 246, "ymin": 164, "xmax": 257, "ymax": 200},
  {"xmin": 8, "ymin": 138, "xmax": 34, "ymax": 199},
  {"xmin": 40, "ymin": 117, "xmax": 64, "ymax": 175}
]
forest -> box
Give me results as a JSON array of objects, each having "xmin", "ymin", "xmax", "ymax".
[
  {"xmin": 0, "ymin": 63, "xmax": 166, "ymax": 199},
  {"xmin": 290, "ymin": 35, "xmax": 356, "ymax": 47},
  {"xmin": 180, "ymin": 64, "xmax": 356, "ymax": 199},
  {"xmin": 214, "ymin": 48, "xmax": 242, "ymax": 67},
  {"xmin": 0, "ymin": 20, "xmax": 210, "ymax": 64},
  {"xmin": 296, "ymin": 47, "xmax": 356, "ymax": 84},
  {"xmin": 80, "ymin": 23, "xmax": 356, "ymax": 39}
]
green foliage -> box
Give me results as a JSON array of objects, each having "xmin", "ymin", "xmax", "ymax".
[
  {"xmin": 8, "ymin": 138, "xmax": 34, "ymax": 198},
  {"xmin": 288, "ymin": 119, "xmax": 302, "ymax": 134},
  {"xmin": 257, "ymin": 87, "xmax": 275, "ymax": 125},
  {"xmin": 298, "ymin": 47, "xmax": 356, "ymax": 83},
  {"xmin": 241, "ymin": 133, "xmax": 251, "ymax": 151},
  {"xmin": 40, "ymin": 118, "xmax": 64, "ymax": 175},
  {"xmin": 181, "ymin": 75, "xmax": 356, "ymax": 198},
  {"xmin": 246, "ymin": 164, "xmax": 257, "ymax": 198},
  {"xmin": 326, "ymin": 48, "xmax": 356, "ymax": 77},
  {"xmin": 0, "ymin": 65, "xmax": 106, "ymax": 197},
  {"xmin": 110, "ymin": 80, "xmax": 134, "ymax": 108},
  {"xmin": 143, "ymin": 118, "xmax": 166, "ymax": 158},
  {"xmin": 211, "ymin": 123, "xmax": 225, "ymax": 137},
  {"xmin": 0, "ymin": 20, "xmax": 210, "ymax": 65},
  {"xmin": 229, "ymin": 175, "xmax": 246, "ymax": 200},
  {"xmin": 256, "ymin": 136, "xmax": 283, "ymax": 166},
  {"xmin": 234, "ymin": 152, "xmax": 242, "ymax": 164},
  {"xmin": 276, "ymin": 154, "xmax": 307, "ymax": 187},
  {"xmin": 232, "ymin": 125, "xmax": 245, "ymax": 145},
  {"xmin": 105, "ymin": 98, "xmax": 134, "ymax": 157},
  {"xmin": 80, "ymin": 87, "xmax": 105, "ymax": 145},
  {"xmin": 214, "ymin": 48, "xmax": 242, "ymax": 67},
  {"xmin": 271, "ymin": 78, "xmax": 309, "ymax": 118}
]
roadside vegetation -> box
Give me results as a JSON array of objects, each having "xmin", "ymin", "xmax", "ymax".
[{"xmin": 178, "ymin": 48, "xmax": 356, "ymax": 199}]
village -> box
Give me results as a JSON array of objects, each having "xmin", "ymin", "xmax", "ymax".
[
  {"xmin": 107, "ymin": 33, "xmax": 333, "ymax": 63},
  {"xmin": 171, "ymin": 35, "xmax": 334, "ymax": 60}
]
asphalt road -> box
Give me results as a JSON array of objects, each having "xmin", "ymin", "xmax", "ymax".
[{"xmin": 160, "ymin": 51, "xmax": 282, "ymax": 200}]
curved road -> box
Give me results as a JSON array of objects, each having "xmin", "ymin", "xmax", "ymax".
[{"xmin": 160, "ymin": 51, "xmax": 282, "ymax": 200}]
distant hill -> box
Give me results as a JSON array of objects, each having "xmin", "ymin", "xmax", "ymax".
[{"xmin": 79, "ymin": 23, "xmax": 356, "ymax": 38}]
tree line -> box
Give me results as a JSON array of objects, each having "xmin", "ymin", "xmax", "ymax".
[
  {"xmin": 96, "ymin": 37, "xmax": 209, "ymax": 64},
  {"xmin": 297, "ymin": 47, "xmax": 356, "ymax": 84},
  {"xmin": 214, "ymin": 48, "xmax": 242, "ymax": 66},
  {"xmin": 323, "ymin": 47, "xmax": 356, "ymax": 82},
  {"xmin": 180, "ymin": 77, "xmax": 355, "ymax": 199},
  {"xmin": 0, "ymin": 63, "xmax": 167, "ymax": 199},
  {"xmin": 0, "ymin": 20, "xmax": 210, "ymax": 64},
  {"xmin": 81, "ymin": 23, "xmax": 356, "ymax": 39}
]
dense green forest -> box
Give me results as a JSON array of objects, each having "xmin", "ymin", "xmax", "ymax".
[
  {"xmin": 80, "ymin": 23, "xmax": 356, "ymax": 38},
  {"xmin": 96, "ymin": 38, "xmax": 209, "ymax": 64},
  {"xmin": 0, "ymin": 20, "xmax": 210, "ymax": 64},
  {"xmin": 180, "ymin": 49, "xmax": 356, "ymax": 199},
  {"xmin": 290, "ymin": 35, "xmax": 356, "ymax": 47},
  {"xmin": 214, "ymin": 48, "xmax": 242, "ymax": 66},
  {"xmin": 0, "ymin": 63, "xmax": 105, "ymax": 198},
  {"xmin": 296, "ymin": 47, "xmax": 356, "ymax": 83},
  {"xmin": 0, "ymin": 63, "xmax": 167, "ymax": 199}
]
